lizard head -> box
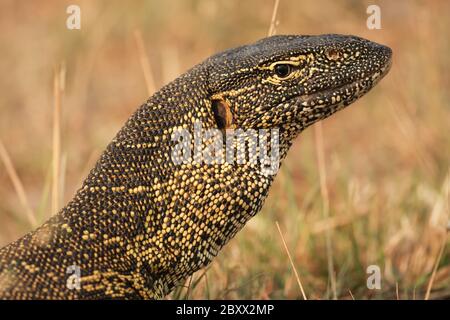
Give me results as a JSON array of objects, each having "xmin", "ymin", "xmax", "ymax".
[{"xmin": 206, "ymin": 34, "xmax": 392, "ymax": 135}]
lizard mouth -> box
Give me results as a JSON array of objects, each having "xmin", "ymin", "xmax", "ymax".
[
  {"xmin": 247, "ymin": 59, "xmax": 392, "ymax": 129},
  {"xmin": 295, "ymin": 58, "xmax": 392, "ymax": 112}
]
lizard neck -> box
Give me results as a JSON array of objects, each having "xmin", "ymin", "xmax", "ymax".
[{"xmin": 0, "ymin": 65, "xmax": 290, "ymax": 299}]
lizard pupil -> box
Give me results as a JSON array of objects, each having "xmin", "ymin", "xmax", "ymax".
[{"xmin": 274, "ymin": 64, "xmax": 291, "ymax": 78}]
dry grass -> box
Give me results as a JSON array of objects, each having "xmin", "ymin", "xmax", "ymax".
[
  {"xmin": 267, "ymin": 0, "xmax": 280, "ymax": 37},
  {"xmin": 133, "ymin": 28, "xmax": 155, "ymax": 96},
  {"xmin": 275, "ymin": 221, "xmax": 307, "ymax": 300},
  {"xmin": 0, "ymin": 0, "xmax": 448, "ymax": 299},
  {"xmin": 0, "ymin": 140, "xmax": 37, "ymax": 227},
  {"xmin": 425, "ymin": 236, "xmax": 447, "ymax": 300},
  {"xmin": 314, "ymin": 122, "xmax": 338, "ymax": 299},
  {"xmin": 51, "ymin": 64, "xmax": 65, "ymax": 216}
]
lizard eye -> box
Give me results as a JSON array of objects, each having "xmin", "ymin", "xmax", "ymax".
[{"xmin": 274, "ymin": 64, "xmax": 292, "ymax": 79}]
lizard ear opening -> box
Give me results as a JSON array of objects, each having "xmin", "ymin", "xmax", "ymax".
[{"xmin": 212, "ymin": 99, "xmax": 234, "ymax": 129}]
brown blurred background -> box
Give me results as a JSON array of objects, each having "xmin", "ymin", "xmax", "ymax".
[{"xmin": 0, "ymin": 0, "xmax": 448, "ymax": 299}]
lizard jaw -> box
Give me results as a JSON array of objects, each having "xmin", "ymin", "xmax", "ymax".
[{"xmin": 295, "ymin": 55, "xmax": 392, "ymax": 119}]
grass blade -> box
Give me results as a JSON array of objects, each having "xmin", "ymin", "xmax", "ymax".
[
  {"xmin": 314, "ymin": 122, "xmax": 337, "ymax": 299},
  {"xmin": 51, "ymin": 63, "xmax": 65, "ymax": 216},
  {"xmin": 134, "ymin": 29, "xmax": 155, "ymax": 96},
  {"xmin": 275, "ymin": 221, "xmax": 307, "ymax": 300},
  {"xmin": 268, "ymin": 0, "xmax": 280, "ymax": 36},
  {"xmin": 0, "ymin": 140, "xmax": 37, "ymax": 227}
]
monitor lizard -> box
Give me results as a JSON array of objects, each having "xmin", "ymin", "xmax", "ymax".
[{"xmin": 0, "ymin": 34, "xmax": 392, "ymax": 299}]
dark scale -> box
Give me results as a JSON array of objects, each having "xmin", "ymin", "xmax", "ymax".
[{"xmin": 0, "ymin": 34, "xmax": 391, "ymax": 299}]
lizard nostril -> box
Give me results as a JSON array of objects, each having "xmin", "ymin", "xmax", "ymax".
[{"xmin": 325, "ymin": 48, "xmax": 341, "ymax": 61}]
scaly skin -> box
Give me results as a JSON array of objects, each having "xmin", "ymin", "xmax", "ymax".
[{"xmin": 0, "ymin": 34, "xmax": 391, "ymax": 299}]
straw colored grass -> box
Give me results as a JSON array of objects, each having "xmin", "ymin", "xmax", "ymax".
[{"xmin": 0, "ymin": 0, "xmax": 448, "ymax": 300}]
